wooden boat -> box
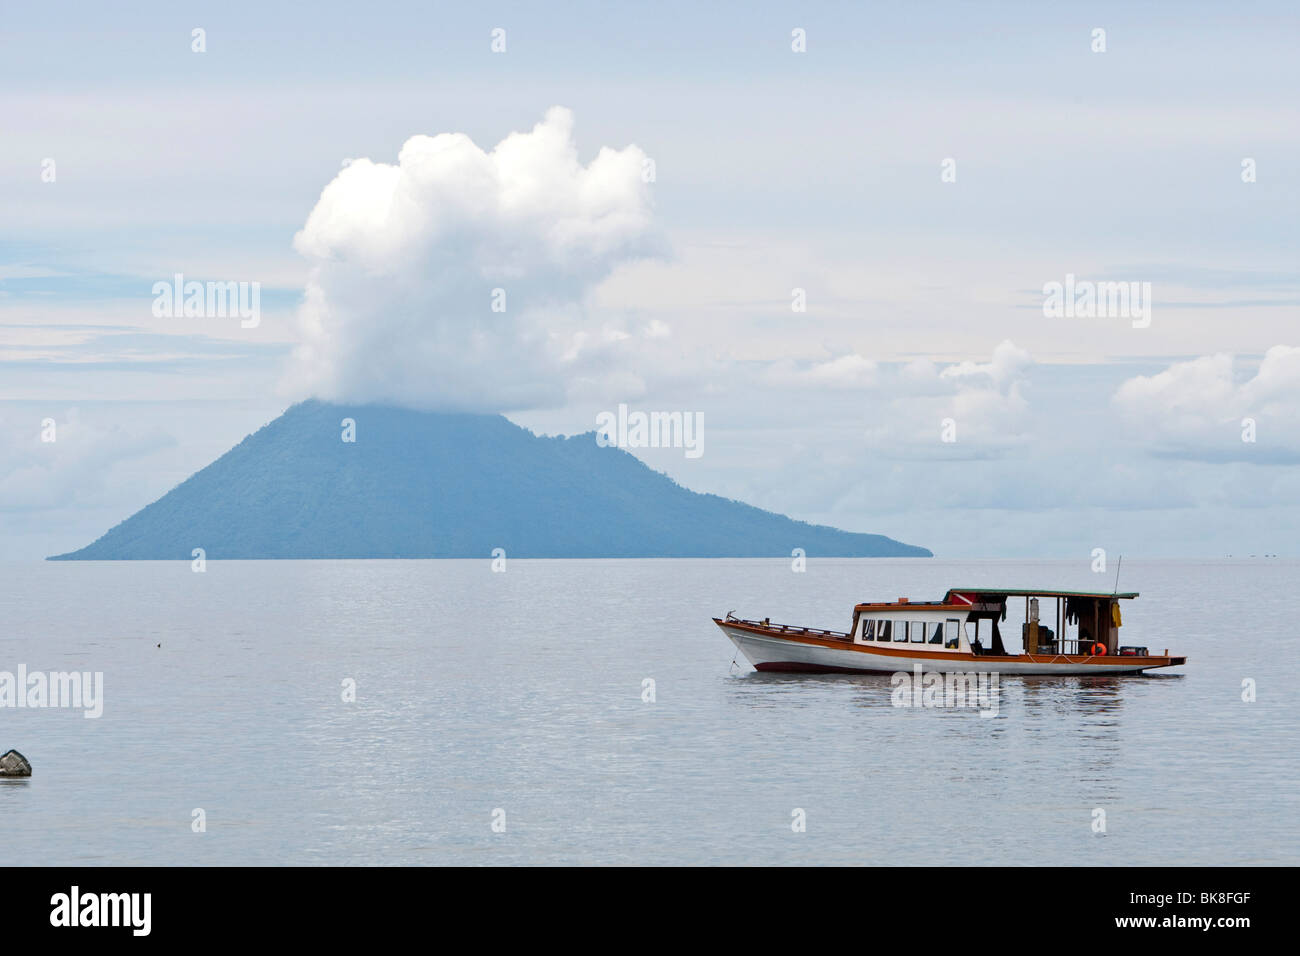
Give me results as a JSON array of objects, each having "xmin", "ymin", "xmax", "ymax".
[{"xmin": 714, "ymin": 588, "xmax": 1186, "ymax": 675}]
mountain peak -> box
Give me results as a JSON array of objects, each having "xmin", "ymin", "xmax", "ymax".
[{"xmin": 50, "ymin": 401, "xmax": 931, "ymax": 560}]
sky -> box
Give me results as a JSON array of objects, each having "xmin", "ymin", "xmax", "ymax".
[{"xmin": 1, "ymin": 1, "xmax": 1298, "ymax": 560}]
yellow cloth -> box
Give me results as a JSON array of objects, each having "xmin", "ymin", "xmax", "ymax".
[{"xmin": 1111, "ymin": 602, "xmax": 1122, "ymax": 627}]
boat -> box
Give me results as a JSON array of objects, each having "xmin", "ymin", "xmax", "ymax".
[{"xmin": 714, "ymin": 587, "xmax": 1186, "ymax": 675}]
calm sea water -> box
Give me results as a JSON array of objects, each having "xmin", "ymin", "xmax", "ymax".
[{"xmin": 0, "ymin": 558, "xmax": 1295, "ymax": 866}]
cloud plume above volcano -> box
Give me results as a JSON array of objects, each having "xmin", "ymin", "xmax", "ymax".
[{"xmin": 283, "ymin": 107, "xmax": 659, "ymax": 412}]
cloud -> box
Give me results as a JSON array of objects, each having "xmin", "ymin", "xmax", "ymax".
[
  {"xmin": 0, "ymin": 409, "xmax": 174, "ymax": 513},
  {"xmin": 938, "ymin": 339, "xmax": 1033, "ymax": 391},
  {"xmin": 282, "ymin": 107, "xmax": 661, "ymax": 412},
  {"xmin": 1112, "ymin": 345, "xmax": 1300, "ymax": 461},
  {"xmin": 733, "ymin": 341, "xmax": 1033, "ymax": 462},
  {"xmin": 762, "ymin": 353, "xmax": 879, "ymax": 390},
  {"xmin": 865, "ymin": 340, "xmax": 1034, "ymax": 455}
]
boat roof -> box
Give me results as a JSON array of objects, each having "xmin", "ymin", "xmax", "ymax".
[
  {"xmin": 945, "ymin": 587, "xmax": 1139, "ymax": 601},
  {"xmin": 853, "ymin": 587, "xmax": 1138, "ymax": 613}
]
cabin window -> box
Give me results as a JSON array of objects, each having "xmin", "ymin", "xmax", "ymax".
[
  {"xmin": 862, "ymin": 619, "xmax": 875, "ymax": 641},
  {"xmin": 910, "ymin": 622, "xmax": 924, "ymax": 643},
  {"xmin": 929, "ymin": 623, "xmax": 942, "ymax": 644},
  {"xmin": 944, "ymin": 620, "xmax": 959, "ymax": 649},
  {"xmin": 878, "ymin": 621, "xmax": 892, "ymax": 642}
]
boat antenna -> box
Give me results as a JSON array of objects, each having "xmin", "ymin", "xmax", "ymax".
[{"xmin": 1113, "ymin": 555, "xmax": 1123, "ymax": 594}]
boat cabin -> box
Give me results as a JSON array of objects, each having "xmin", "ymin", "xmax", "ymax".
[{"xmin": 851, "ymin": 588, "xmax": 1149, "ymax": 658}]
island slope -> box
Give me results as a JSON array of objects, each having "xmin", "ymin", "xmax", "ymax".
[{"xmin": 50, "ymin": 401, "xmax": 931, "ymax": 559}]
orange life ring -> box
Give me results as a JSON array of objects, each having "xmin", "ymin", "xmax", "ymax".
[{"xmin": 1092, "ymin": 642, "xmax": 1107, "ymax": 656}]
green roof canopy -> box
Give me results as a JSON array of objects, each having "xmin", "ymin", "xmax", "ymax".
[{"xmin": 945, "ymin": 588, "xmax": 1138, "ymax": 601}]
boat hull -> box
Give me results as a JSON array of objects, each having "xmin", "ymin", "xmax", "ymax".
[{"xmin": 716, "ymin": 621, "xmax": 1183, "ymax": 675}]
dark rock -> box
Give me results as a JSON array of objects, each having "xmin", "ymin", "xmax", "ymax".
[{"xmin": 0, "ymin": 750, "xmax": 32, "ymax": 777}]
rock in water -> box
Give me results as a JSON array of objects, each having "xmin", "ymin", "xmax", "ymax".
[{"xmin": 0, "ymin": 750, "xmax": 32, "ymax": 777}]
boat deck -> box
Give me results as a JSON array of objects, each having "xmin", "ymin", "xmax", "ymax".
[{"xmin": 723, "ymin": 617, "xmax": 851, "ymax": 642}]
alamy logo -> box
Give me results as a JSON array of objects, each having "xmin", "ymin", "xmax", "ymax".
[
  {"xmin": 0, "ymin": 666, "xmax": 103, "ymax": 718},
  {"xmin": 1042, "ymin": 273, "xmax": 1151, "ymax": 328},
  {"xmin": 152, "ymin": 272, "xmax": 260, "ymax": 328},
  {"xmin": 595, "ymin": 404, "xmax": 704, "ymax": 459},
  {"xmin": 50, "ymin": 886, "xmax": 151, "ymax": 936},
  {"xmin": 891, "ymin": 665, "xmax": 999, "ymax": 717}
]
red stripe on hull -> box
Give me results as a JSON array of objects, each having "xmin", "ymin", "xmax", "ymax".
[{"xmin": 753, "ymin": 661, "xmax": 885, "ymax": 674}]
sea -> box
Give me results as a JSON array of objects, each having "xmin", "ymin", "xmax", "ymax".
[{"xmin": 1, "ymin": 558, "xmax": 1295, "ymax": 865}]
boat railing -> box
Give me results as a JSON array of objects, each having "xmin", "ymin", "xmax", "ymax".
[
  {"xmin": 1034, "ymin": 638, "xmax": 1110, "ymax": 656},
  {"xmin": 731, "ymin": 618, "xmax": 849, "ymax": 639}
]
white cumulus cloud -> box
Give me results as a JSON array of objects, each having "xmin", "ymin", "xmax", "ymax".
[
  {"xmin": 0, "ymin": 410, "xmax": 173, "ymax": 513},
  {"xmin": 863, "ymin": 340, "xmax": 1034, "ymax": 455},
  {"xmin": 1113, "ymin": 345, "xmax": 1300, "ymax": 461},
  {"xmin": 283, "ymin": 107, "xmax": 661, "ymax": 412}
]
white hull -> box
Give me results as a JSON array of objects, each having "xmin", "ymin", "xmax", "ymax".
[{"xmin": 721, "ymin": 625, "xmax": 1159, "ymax": 676}]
